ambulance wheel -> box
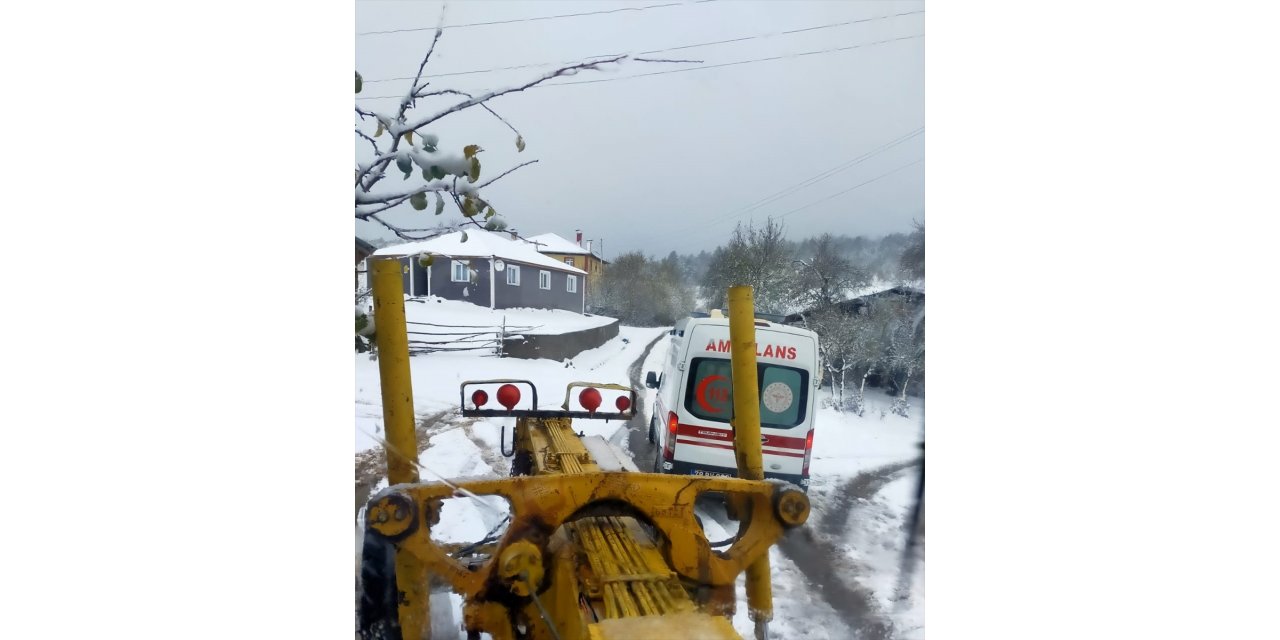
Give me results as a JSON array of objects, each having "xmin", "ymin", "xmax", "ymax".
[
  {"xmin": 647, "ymin": 417, "xmax": 657, "ymax": 444},
  {"xmin": 653, "ymin": 449, "xmax": 662, "ymax": 473}
]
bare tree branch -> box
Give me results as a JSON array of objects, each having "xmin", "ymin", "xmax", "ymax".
[
  {"xmin": 355, "ymin": 129, "xmax": 381, "ymax": 156},
  {"xmin": 474, "ymin": 159, "xmax": 538, "ymax": 189},
  {"xmin": 401, "ymin": 55, "xmax": 627, "ymax": 133},
  {"xmin": 356, "ymin": 182, "xmax": 456, "ymax": 208},
  {"xmin": 409, "ymin": 7, "xmax": 448, "ymax": 98},
  {"xmin": 366, "ymin": 214, "xmax": 468, "ymax": 240},
  {"xmin": 478, "ymin": 103, "xmax": 522, "ymax": 137},
  {"xmin": 355, "ymin": 9, "xmax": 630, "ymax": 228},
  {"xmin": 407, "ymin": 87, "xmax": 525, "ymax": 138},
  {"xmin": 632, "ymin": 57, "xmax": 703, "ymax": 64}
]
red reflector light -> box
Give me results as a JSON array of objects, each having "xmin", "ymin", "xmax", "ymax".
[
  {"xmin": 664, "ymin": 412, "xmax": 679, "ymax": 461},
  {"xmin": 579, "ymin": 387, "xmax": 602, "ymax": 413},
  {"xmin": 497, "ymin": 384, "xmax": 521, "ymax": 410},
  {"xmin": 615, "ymin": 395, "xmax": 631, "ymax": 412},
  {"xmin": 802, "ymin": 429, "xmax": 815, "ymax": 476},
  {"xmin": 471, "ymin": 390, "xmax": 489, "ymax": 407}
]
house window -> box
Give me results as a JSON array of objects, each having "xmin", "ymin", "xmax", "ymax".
[
  {"xmin": 564, "ymin": 257, "xmax": 574, "ymax": 266},
  {"xmin": 506, "ymin": 265, "xmax": 520, "ymax": 285},
  {"xmin": 451, "ymin": 260, "xmax": 469, "ymax": 282},
  {"xmin": 567, "ymin": 275, "xmax": 578, "ymax": 293},
  {"xmin": 539, "ymin": 270, "xmax": 551, "ymax": 290}
]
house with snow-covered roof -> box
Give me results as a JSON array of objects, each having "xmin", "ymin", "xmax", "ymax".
[
  {"xmin": 526, "ymin": 230, "xmax": 608, "ymax": 306},
  {"xmin": 371, "ymin": 228, "xmax": 589, "ymax": 313}
]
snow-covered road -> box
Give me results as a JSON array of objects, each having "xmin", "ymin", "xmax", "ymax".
[{"xmin": 356, "ymin": 326, "xmax": 924, "ymax": 639}]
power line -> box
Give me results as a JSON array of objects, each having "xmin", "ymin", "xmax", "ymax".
[
  {"xmin": 549, "ymin": 34, "xmax": 922, "ymax": 87},
  {"xmin": 772, "ymin": 158, "xmax": 924, "ymax": 222},
  {"xmin": 685, "ymin": 128, "xmax": 924, "ymax": 232},
  {"xmin": 355, "ymin": 34, "xmax": 924, "ymax": 100},
  {"xmin": 683, "ymin": 158, "xmax": 924, "ymax": 241},
  {"xmin": 360, "ymin": 10, "xmax": 924, "ymax": 84},
  {"xmin": 357, "ymin": 0, "xmax": 718, "ymax": 36}
]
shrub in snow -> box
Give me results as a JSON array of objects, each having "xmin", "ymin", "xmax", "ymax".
[{"xmin": 891, "ymin": 397, "xmax": 910, "ymax": 418}]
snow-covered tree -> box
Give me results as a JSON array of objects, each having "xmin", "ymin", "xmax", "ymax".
[
  {"xmin": 899, "ymin": 220, "xmax": 925, "ymax": 282},
  {"xmin": 801, "ymin": 302, "xmax": 891, "ymax": 415},
  {"xmin": 594, "ymin": 251, "xmax": 692, "ymax": 326},
  {"xmin": 792, "ymin": 232, "xmax": 870, "ymax": 310},
  {"xmin": 882, "ymin": 297, "xmax": 924, "ymax": 417},
  {"xmin": 700, "ymin": 218, "xmax": 793, "ymax": 314}
]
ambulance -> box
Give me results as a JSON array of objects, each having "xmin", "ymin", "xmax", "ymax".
[{"xmin": 643, "ymin": 312, "xmax": 820, "ymax": 490}]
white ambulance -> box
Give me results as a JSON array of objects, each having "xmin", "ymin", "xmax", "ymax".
[{"xmin": 643, "ymin": 312, "xmax": 820, "ymax": 490}]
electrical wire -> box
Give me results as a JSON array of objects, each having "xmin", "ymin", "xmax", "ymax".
[
  {"xmin": 359, "ymin": 10, "xmax": 924, "ymax": 84},
  {"xmin": 680, "ymin": 128, "xmax": 924, "ymax": 233},
  {"xmin": 355, "ymin": 34, "xmax": 924, "ymax": 100},
  {"xmin": 771, "ymin": 158, "xmax": 924, "ymax": 222},
  {"xmin": 358, "ymin": 0, "xmax": 719, "ymax": 36}
]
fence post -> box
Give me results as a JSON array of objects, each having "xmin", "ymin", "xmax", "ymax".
[{"xmin": 498, "ymin": 315, "xmax": 506, "ymax": 358}]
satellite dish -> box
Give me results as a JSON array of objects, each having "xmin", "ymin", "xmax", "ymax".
[{"xmin": 493, "ymin": 259, "xmax": 506, "ymax": 271}]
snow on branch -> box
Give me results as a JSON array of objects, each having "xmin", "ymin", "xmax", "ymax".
[{"xmin": 355, "ymin": 4, "xmax": 643, "ymax": 241}]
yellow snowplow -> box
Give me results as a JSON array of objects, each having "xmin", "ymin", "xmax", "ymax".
[{"xmin": 358, "ymin": 258, "xmax": 804, "ymax": 640}]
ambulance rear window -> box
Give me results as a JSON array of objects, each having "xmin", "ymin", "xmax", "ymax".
[{"xmin": 683, "ymin": 357, "xmax": 808, "ymax": 429}]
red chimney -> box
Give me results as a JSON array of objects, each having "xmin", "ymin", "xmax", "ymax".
[{"xmin": 575, "ymin": 230, "xmax": 583, "ymax": 247}]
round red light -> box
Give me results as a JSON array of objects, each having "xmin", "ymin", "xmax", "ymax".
[
  {"xmin": 615, "ymin": 396, "xmax": 631, "ymax": 412},
  {"xmin": 497, "ymin": 384, "xmax": 521, "ymax": 411},
  {"xmin": 471, "ymin": 390, "xmax": 489, "ymax": 407},
  {"xmin": 578, "ymin": 387, "xmax": 602, "ymax": 413}
]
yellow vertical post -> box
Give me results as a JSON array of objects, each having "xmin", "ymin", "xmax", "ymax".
[
  {"xmin": 371, "ymin": 257, "xmax": 430, "ymax": 639},
  {"xmin": 373, "ymin": 258, "xmax": 421, "ymax": 486},
  {"xmin": 727, "ymin": 286, "xmax": 772, "ymax": 640}
]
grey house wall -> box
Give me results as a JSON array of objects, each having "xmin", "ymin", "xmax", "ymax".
[
  {"xmin": 393, "ymin": 254, "xmax": 586, "ymax": 312},
  {"xmin": 394, "ymin": 257, "xmax": 431, "ymax": 297},
  {"xmin": 493, "ymin": 261, "xmax": 584, "ymax": 313},
  {"xmin": 427, "ymin": 256, "xmax": 492, "ymax": 306},
  {"xmin": 410, "ymin": 258, "xmax": 428, "ymax": 296}
]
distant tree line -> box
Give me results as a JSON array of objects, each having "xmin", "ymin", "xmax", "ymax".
[{"xmin": 590, "ymin": 217, "xmax": 924, "ymax": 413}]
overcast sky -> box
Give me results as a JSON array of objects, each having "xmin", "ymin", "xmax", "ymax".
[{"xmin": 355, "ymin": 0, "xmax": 924, "ymax": 256}]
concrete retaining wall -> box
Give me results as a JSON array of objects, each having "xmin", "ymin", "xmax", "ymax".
[{"xmin": 503, "ymin": 319, "xmax": 619, "ymax": 361}]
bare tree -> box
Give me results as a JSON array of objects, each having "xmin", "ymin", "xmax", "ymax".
[
  {"xmin": 792, "ymin": 232, "xmax": 870, "ymax": 309},
  {"xmin": 594, "ymin": 252, "xmax": 692, "ymax": 326},
  {"xmin": 802, "ymin": 302, "xmax": 891, "ymax": 415},
  {"xmin": 899, "ymin": 220, "xmax": 925, "ymax": 282},
  {"xmin": 882, "ymin": 297, "xmax": 924, "ymax": 417},
  {"xmin": 700, "ymin": 218, "xmax": 793, "ymax": 313}
]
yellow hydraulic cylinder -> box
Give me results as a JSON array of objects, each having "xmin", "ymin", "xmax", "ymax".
[
  {"xmin": 371, "ymin": 257, "xmax": 429, "ymax": 638},
  {"xmin": 727, "ymin": 286, "xmax": 772, "ymax": 640}
]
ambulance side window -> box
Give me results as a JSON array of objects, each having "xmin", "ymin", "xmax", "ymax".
[
  {"xmin": 759, "ymin": 365, "xmax": 804, "ymax": 426},
  {"xmin": 683, "ymin": 358, "xmax": 809, "ymax": 428},
  {"xmin": 684, "ymin": 358, "xmax": 735, "ymax": 421}
]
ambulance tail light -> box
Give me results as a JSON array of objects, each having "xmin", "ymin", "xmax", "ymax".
[
  {"xmin": 802, "ymin": 429, "xmax": 815, "ymax": 477},
  {"xmin": 664, "ymin": 412, "xmax": 679, "ymax": 461}
]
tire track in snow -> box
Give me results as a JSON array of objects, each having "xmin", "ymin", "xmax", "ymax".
[
  {"xmin": 354, "ymin": 408, "xmax": 456, "ymax": 516},
  {"xmin": 623, "ymin": 333, "xmax": 664, "ymax": 466},
  {"xmin": 776, "ymin": 459, "xmax": 920, "ymax": 640}
]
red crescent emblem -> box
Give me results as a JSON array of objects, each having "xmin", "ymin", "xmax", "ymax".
[{"xmin": 696, "ymin": 375, "xmax": 727, "ymax": 413}]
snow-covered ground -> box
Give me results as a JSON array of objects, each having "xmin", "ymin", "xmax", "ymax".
[
  {"xmin": 728, "ymin": 386, "xmax": 924, "ymax": 640},
  {"xmin": 363, "ymin": 295, "xmax": 615, "ymax": 337},
  {"xmin": 357, "ymin": 326, "xmax": 924, "ymax": 640}
]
